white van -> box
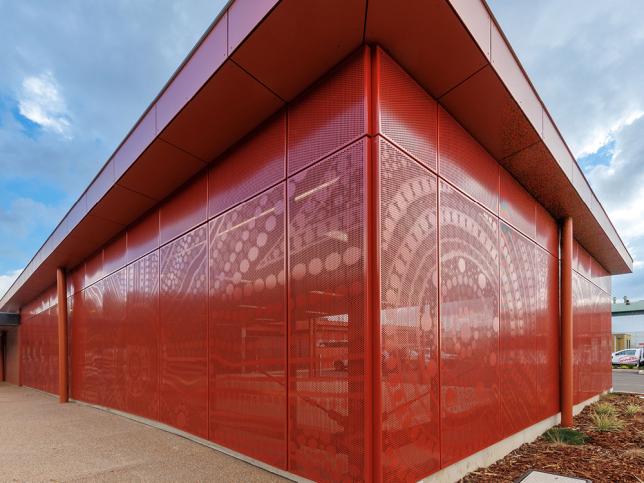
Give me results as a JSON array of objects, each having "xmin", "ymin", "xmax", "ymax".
[{"xmin": 611, "ymin": 347, "xmax": 644, "ymax": 367}]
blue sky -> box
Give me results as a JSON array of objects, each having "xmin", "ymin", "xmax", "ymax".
[{"xmin": 1, "ymin": 1, "xmax": 643, "ymax": 300}]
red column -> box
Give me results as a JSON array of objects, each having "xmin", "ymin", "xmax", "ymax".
[
  {"xmin": 560, "ymin": 217, "xmax": 573, "ymax": 427},
  {"xmin": 56, "ymin": 268, "xmax": 69, "ymax": 403}
]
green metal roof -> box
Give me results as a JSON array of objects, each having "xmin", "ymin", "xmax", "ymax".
[{"xmin": 612, "ymin": 300, "xmax": 644, "ymax": 315}]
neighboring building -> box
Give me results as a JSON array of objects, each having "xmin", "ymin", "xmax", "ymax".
[
  {"xmin": 612, "ymin": 300, "xmax": 644, "ymax": 351},
  {"xmin": 0, "ymin": 2, "xmax": 632, "ymax": 482}
]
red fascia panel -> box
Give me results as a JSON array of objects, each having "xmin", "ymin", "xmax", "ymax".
[
  {"xmin": 112, "ymin": 107, "xmax": 158, "ymax": 180},
  {"xmin": 126, "ymin": 208, "xmax": 159, "ymax": 264},
  {"xmin": 159, "ymin": 60, "xmax": 283, "ymax": 163},
  {"xmin": 227, "ymin": 0, "xmax": 278, "ymax": 54},
  {"xmin": 117, "ymin": 139, "xmax": 205, "ymax": 202},
  {"xmin": 499, "ymin": 168, "xmax": 536, "ymax": 241},
  {"xmin": 156, "ymin": 13, "xmax": 228, "ymax": 133},
  {"xmin": 208, "ymin": 110, "xmax": 285, "ymax": 219},
  {"xmin": 89, "ymin": 185, "xmax": 156, "ymax": 226},
  {"xmin": 366, "ymin": 0, "xmax": 487, "ymax": 99},
  {"xmin": 490, "ymin": 24, "xmax": 542, "ymax": 137},
  {"xmin": 159, "ymin": 174, "xmax": 208, "ymax": 246},
  {"xmin": 86, "ymin": 161, "xmax": 116, "ymax": 209},
  {"xmin": 449, "ymin": 0, "xmax": 491, "ymax": 58},
  {"xmin": 232, "ymin": 0, "xmax": 365, "ymax": 102},
  {"xmin": 439, "ymin": 65, "xmax": 540, "ymax": 161}
]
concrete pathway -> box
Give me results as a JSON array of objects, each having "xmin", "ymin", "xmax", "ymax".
[
  {"xmin": 612, "ymin": 369, "xmax": 644, "ymax": 394},
  {"xmin": 0, "ymin": 383, "xmax": 288, "ymax": 482}
]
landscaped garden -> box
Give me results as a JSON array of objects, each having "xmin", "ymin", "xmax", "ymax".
[{"xmin": 464, "ymin": 394, "xmax": 644, "ymax": 482}]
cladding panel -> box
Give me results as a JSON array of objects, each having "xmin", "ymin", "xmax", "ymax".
[
  {"xmin": 439, "ymin": 181, "xmax": 500, "ymax": 466},
  {"xmin": 209, "ymin": 183, "xmax": 287, "ymax": 468},
  {"xmin": 19, "ymin": 308, "xmax": 58, "ymax": 394},
  {"xmin": 287, "ymin": 49, "xmax": 368, "ymax": 175},
  {"xmin": 209, "ymin": 112, "xmax": 285, "ymax": 219},
  {"xmin": 159, "ymin": 175, "xmax": 208, "ymax": 246},
  {"xmin": 499, "ymin": 168, "xmax": 536, "ymax": 240},
  {"xmin": 73, "ymin": 282, "xmax": 104, "ymax": 405},
  {"xmin": 288, "ymin": 140, "xmax": 368, "ymax": 481},
  {"xmin": 159, "ymin": 225, "xmax": 209, "ymax": 438},
  {"xmin": 438, "ymin": 107, "xmax": 498, "ymax": 213},
  {"xmin": 376, "ymin": 48, "xmax": 438, "ymax": 173},
  {"xmin": 378, "ymin": 139, "xmax": 440, "ymax": 480},
  {"xmin": 499, "ymin": 223, "xmax": 537, "ymax": 437},
  {"xmin": 534, "ymin": 248, "xmax": 560, "ymax": 419},
  {"xmin": 101, "ymin": 269, "xmax": 127, "ymax": 410},
  {"xmin": 125, "ymin": 252, "xmax": 160, "ymax": 420}
]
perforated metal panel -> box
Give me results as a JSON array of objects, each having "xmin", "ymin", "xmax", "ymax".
[
  {"xmin": 439, "ymin": 180, "xmax": 500, "ymax": 467},
  {"xmin": 438, "ymin": 107, "xmax": 498, "ymax": 213},
  {"xmin": 125, "ymin": 252, "xmax": 160, "ymax": 420},
  {"xmin": 159, "ymin": 225, "xmax": 209, "ymax": 438},
  {"xmin": 287, "ymin": 49, "xmax": 368, "ymax": 175},
  {"xmin": 209, "ymin": 183, "xmax": 287, "ymax": 468},
  {"xmin": 534, "ymin": 247, "xmax": 559, "ymax": 420},
  {"xmin": 499, "ymin": 168, "xmax": 536, "ymax": 240},
  {"xmin": 19, "ymin": 303, "xmax": 58, "ymax": 395},
  {"xmin": 499, "ymin": 222, "xmax": 537, "ymax": 437},
  {"xmin": 573, "ymin": 269, "xmax": 611, "ymax": 404},
  {"xmin": 74, "ymin": 281, "xmax": 104, "ymax": 405},
  {"xmin": 288, "ymin": 139, "xmax": 368, "ymax": 481},
  {"xmin": 378, "ymin": 138, "xmax": 440, "ymax": 481},
  {"xmin": 376, "ymin": 48, "xmax": 438, "ymax": 172},
  {"xmin": 100, "ymin": 269, "xmax": 127, "ymax": 410},
  {"xmin": 209, "ymin": 112, "xmax": 286, "ymax": 219}
]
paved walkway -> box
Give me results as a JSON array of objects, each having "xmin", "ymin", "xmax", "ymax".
[
  {"xmin": 612, "ymin": 369, "xmax": 644, "ymax": 394},
  {"xmin": 0, "ymin": 383, "xmax": 288, "ymax": 482}
]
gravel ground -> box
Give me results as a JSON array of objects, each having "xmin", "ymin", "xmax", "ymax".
[{"xmin": 0, "ymin": 383, "xmax": 288, "ymax": 482}]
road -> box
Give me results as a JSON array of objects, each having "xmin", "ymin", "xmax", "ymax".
[{"xmin": 612, "ymin": 369, "xmax": 644, "ymax": 394}]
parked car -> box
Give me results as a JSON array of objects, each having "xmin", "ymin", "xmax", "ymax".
[{"xmin": 611, "ymin": 347, "xmax": 644, "ymax": 367}]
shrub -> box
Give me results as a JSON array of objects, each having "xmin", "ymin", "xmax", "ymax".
[
  {"xmin": 593, "ymin": 402, "xmax": 617, "ymax": 416},
  {"xmin": 624, "ymin": 403, "xmax": 641, "ymax": 416},
  {"xmin": 591, "ymin": 412, "xmax": 624, "ymax": 432},
  {"xmin": 543, "ymin": 427, "xmax": 587, "ymax": 445}
]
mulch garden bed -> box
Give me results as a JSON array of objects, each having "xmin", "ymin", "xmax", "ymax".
[{"xmin": 462, "ymin": 393, "xmax": 644, "ymax": 482}]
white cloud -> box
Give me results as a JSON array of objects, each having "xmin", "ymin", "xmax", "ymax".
[
  {"xmin": 0, "ymin": 269, "xmax": 23, "ymax": 299},
  {"xmin": 489, "ymin": 0, "xmax": 644, "ymax": 299},
  {"xmin": 18, "ymin": 71, "xmax": 71, "ymax": 137}
]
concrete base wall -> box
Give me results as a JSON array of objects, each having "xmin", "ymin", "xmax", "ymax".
[{"xmin": 421, "ymin": 394, "xmax": 603, "ymax": 483}]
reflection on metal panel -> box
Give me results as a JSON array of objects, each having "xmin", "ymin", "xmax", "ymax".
[
  {"xmin": 439, "ymin": 181, "xmax": 500, "ymax": 467},
  {"xmin": 288, "ymin": 140, "xmax": 367, "ymax": 481},
  {"xmin": 159, "ymin": 225, "xmax": 209, "ymax": 438},
  {"xmin": 379, "ymin": 138, "xmax": 440, "ymax": 481},
  {"xmin": 209, "ymin": 183, "xmax": 287, "ymax": 468}
]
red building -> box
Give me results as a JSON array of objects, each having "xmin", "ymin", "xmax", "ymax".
[{"xmin": 0, "ymin": 2, "xmax": 632, "ymax": 482}]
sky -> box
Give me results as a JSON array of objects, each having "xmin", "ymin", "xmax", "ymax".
[{"xmin": 0, "ymin": 1, "xmax": 643, "ymax": 300}]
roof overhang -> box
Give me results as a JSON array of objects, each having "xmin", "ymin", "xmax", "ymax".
[{"xmin": 0, "ymin": 0, "xmax": 632, "ymax": 312}]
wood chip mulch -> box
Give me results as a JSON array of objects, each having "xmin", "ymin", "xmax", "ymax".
[{"xmin": 462, "ymin": 394, "xmax": 644, "ymax": 482}]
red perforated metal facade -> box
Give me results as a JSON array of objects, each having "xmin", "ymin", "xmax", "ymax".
[
  {"xmin": 378, "ymin": 138, "xmax": 440, "ymax": 481},
  {"xmin": 209, "ymin": 183, "xmax": 287, "ymax": 468},
  {"xmin": 288, "ymin": 139, "xmax": 369, "ymax": 481},
  {"xmin": 14, "ymin": 44, "xmax": 614, "ymax": 483}
]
